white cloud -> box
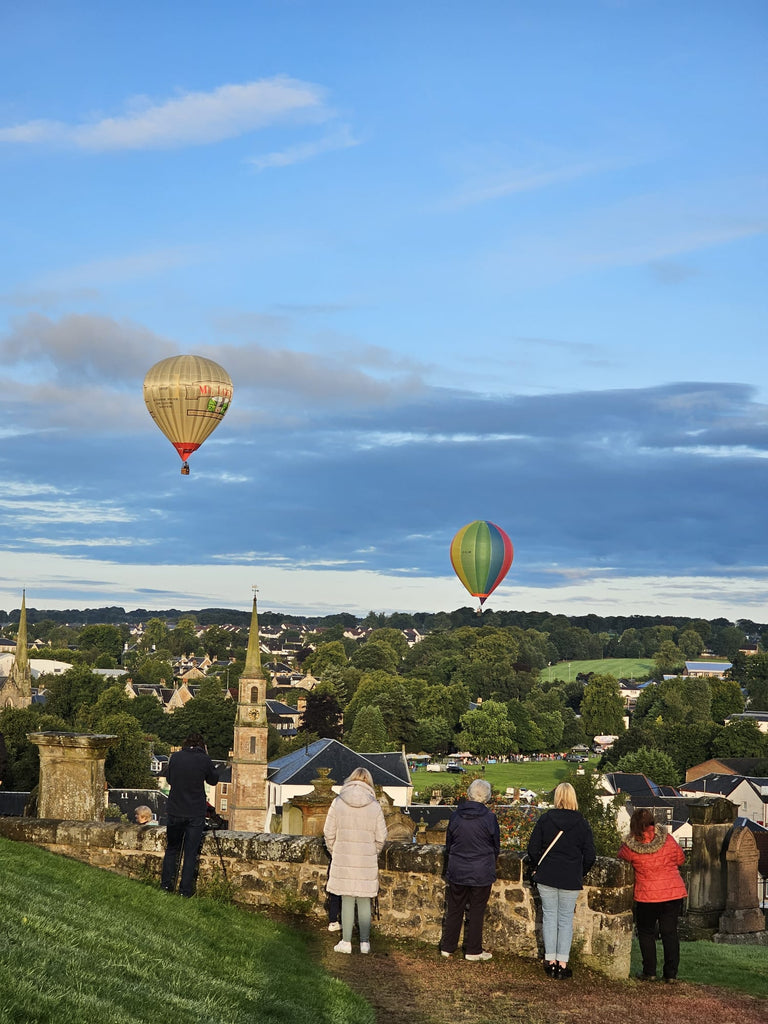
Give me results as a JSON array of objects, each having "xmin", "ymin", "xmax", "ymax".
[
  {"xmin": 0, "ymin": 77, "xmax": 329, "ymax": 151},
  {"xmin": 248, "ymin": 125, "xmax": 359, "ymax": 170}
]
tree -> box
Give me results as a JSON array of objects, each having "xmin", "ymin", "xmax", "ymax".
[
  {"xmin": 569, "ymin": 767, "xmax": 623, "ymax": 856},
  {"xmin": 653, "ymin": 640, "xmax": 685, "ymax": 677},
  {"xmin": 78, "ymin": 624, "xmax": 125, "ymax": 663},
  {"xmin": 347, "ymin": 705, "xmax": 390, "ymax": 752},
  {"xmin": 299, "ymin": 685, "xmax": 343, "ymax": 740},
  {"xmin": 161, "ymin": 696, "xmax": 236, "ymax": 759},
  {"xmin": 709, "ymin": 677, "xmax": 745, "ymax": 724},
  {"xmin": 350, "ymin": 641, "xmax": 399, "ymax": 674},
  {"xmin": 580, "ymin": 674, "xmax": 625, "ymax": 738},
  {"xmin": 677, "ymin": 629, "xmax": 705, "ymax": 660},
  {"xmin": 96, "ymin": 712, "xmax": 156, "ymax": 788},
  {"xmin": 0, "ymin": 706, "xmax": 68, "ymax": 790},
  {"xmin": 456, "ymin": 700, "xmax": 516, "ymax": 758},
  {"xmin": 139, "ymin": 617, "xmax": 169, "ymax": 653},
  {"xmin": 711, "ymin": 719, "xmax": 768, "ymax": 759},
  {"xmin": 306, "ymin": 641, "xmax": 349, "ymax": 678},
  {"xmin": 731, "ymin": 652, "xmax": 768, "ymax": 711},
  {"xmin": 42, "ymin": 664, "xmax": 108, "ymax": 723},
  {"xmin": 615, "ymin": 746, "xmax": 679, "ymax": 786}
]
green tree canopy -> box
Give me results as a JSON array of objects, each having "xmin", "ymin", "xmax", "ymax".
[
  {"xmin": 347, "ymin": 705, "xmax": 390, "ymax": 752},
  {"xmin": 580, "ymin": 674, "xmax": 625, "ymax": 738},
  {"xmin": 615, "ymin": 746, "xmax": 680, "ymax": 786},
  {"xmin": 456, "ymin": 700, "xmax": 516, "ymax": 758}
]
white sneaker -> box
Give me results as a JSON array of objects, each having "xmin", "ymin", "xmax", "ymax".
[
  {"xmin": 465, "ymin": 951, "xmax": 492, "ymax": 961},
  {"xmin": 333, "ymin": 940, "xmax": 352, "ymax": 954},
  {"xmin": 360, "ymin": 942, "xmax": 370, "ymax": 954},
  {"xmin": 440, "ymin": 950, "xmax": 452, "ymax": 958},
  {"xmin": 328, "ymin": 921, "xmax": 341, "ymax": 932}
]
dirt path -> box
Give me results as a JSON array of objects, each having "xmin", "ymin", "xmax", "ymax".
[{"xmin": 308, "ymin": 929, "xmax": 766, "ymax": 1024}]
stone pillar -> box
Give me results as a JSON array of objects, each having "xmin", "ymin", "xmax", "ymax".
[
  {"xmin": 28, "ymin": 732, "xmax": 117, "ymax": 821},
  {"xmin": 715, "ymin": 824, "xmax": 768, "ymax": 944},
  {"xmin": 378, "ymin": 789, "xmax": 416, "ymax": 842},
  {"xmin": 684, "ymin": 797, "xmax": 738, "ymax": 938}
]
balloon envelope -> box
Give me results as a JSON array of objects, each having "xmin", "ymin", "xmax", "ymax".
[
  {"xmin": 450, "ymin": 520, "xmax": 514, "ymax": 605},
  {"xmin": 143, "ymin": 355, "xmax": 233, "ymax": 466}
]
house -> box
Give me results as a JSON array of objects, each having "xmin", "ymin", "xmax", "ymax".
[
  {"xmin": 264, "ymin": 738, "xmax": 412, "ymax": 832},
  {"xmin": 683, "ymin": 661, "xmax": 732, "ymax": 679},
  {"xmin": 679, "ymin": 774, "xmax": 768, "ymax": 827},
  {"xmin": 685, "ymin": 757, "xmax": 767, "ymax": 783},
  {"xmin": 266, "ymin": 699, "xmax": 301, "ymax": 736}
]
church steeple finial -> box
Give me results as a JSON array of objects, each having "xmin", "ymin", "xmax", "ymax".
[{"xmin": 243, "ymin": 586, "xmax": 264, "ymax": 678}]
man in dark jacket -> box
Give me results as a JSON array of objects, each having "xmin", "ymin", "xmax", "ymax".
[
  {"xmin": 160, "ymin": 733, "xmax": 219, "ymax": 897},
  {"xmin": 439, "ymin": 778, "xmax": 500, "ymax": 961}
]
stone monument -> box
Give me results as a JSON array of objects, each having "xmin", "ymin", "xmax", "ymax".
[{"xmin": 27, "ymin": 731, "xmax": 117, "ymax": 821}]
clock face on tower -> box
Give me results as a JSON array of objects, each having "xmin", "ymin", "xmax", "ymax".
[{"xmin": 248, "ymin": 707, "xmax": 263, "ymax": 723}]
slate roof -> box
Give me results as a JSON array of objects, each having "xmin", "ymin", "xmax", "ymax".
[
  {"xmin": 679, "ymin": 773, "xmax": 745, "ymax": 797},
  {"xmin": 604, "ymin": 772, "xmax": 673, "ymax": 799},
  {"xmin": 267, "ymin": 738, "xmax": 411, "ymax": 789}
]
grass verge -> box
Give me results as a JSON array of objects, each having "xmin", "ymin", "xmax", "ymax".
[
  {"xmin": 631, "ymin": 936, "xmax": 768, "ymax": 998},
  {"xmin": 0, "ymin": 836, "xmax": 374, "ymax": 1024}
]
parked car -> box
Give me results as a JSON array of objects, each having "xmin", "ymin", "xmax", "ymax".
[{"xmin": 446, "ymin": 763, "xmax": 466, "ymax": 774}]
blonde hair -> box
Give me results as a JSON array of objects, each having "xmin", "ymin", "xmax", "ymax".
[
  {"xmin": 553, "ymin": 782, "xmax": 578, "ymax": 810},
  {"xmin": 346, "ymin": 767, "xmax": 374, "ymax": 789},
  {"xmin": 134, "ymin": 805, "xmax": 153, "ymax": 823}
]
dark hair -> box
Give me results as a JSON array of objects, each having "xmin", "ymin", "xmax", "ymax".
[
  {"xmin": 182, "ymin": 733, "xmax": 206, "ymax": 750},
  {"xmin": 629, "ymin": 808, "xmax": 655, "ymax": 839}
]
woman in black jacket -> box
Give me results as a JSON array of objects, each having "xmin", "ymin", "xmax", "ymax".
[
  {"xmin": 439, "ymin": 778, "xmax": 500, "ymax": 962},
  {"xmin": 527, "ymin": 782, "xmax": 595, "ymax": 979}
]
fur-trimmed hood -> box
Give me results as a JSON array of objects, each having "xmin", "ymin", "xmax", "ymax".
[{"xmin": 621, "ymin": 823, "xmax": 667, "ymax": 855}]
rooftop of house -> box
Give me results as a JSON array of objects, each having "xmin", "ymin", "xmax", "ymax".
[{"xmin": 267, "ymin": 738, "xmax": 411, "ymax": 789}]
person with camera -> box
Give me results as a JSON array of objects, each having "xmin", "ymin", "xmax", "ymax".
[{"xmin": 160, "ymin": 733, "xmax": 219, "ymax": 898}]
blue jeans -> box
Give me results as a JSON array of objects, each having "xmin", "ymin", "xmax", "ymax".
[
  {"xmin": 161, "ymin": 815, "xmax": 206, "ymax": 897},
  {"xmin": 537, "ymin": 884, "xmax": 580, "ymax": 962}
]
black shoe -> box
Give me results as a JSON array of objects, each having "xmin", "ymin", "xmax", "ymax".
[
  {"xmin": 555, "ymin": 965, "xmax": 572, "ymax": 980},
  {"xmin": 635, "ymin": 972, "xmax": 657, "ymax": 981},
  {"xmin": 544, "ymin": 961, "xmax": 557, "ymax": 978}
]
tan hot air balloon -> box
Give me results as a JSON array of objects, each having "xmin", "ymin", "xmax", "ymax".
[{"xmin": 143, "ymin": 354, "xmax": 233, "ymax": 474}]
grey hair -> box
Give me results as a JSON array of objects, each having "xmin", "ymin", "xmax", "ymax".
[{"xmin": 466, "ymin": 778, "xmax": 492, "ymax": 804}]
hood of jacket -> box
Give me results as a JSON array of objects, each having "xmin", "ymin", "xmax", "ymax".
[
  {"xmin": 621, "ymin": 823, "xmax": 667, "ymax": 854},
  {"xmin": 541, "ymin": 807, "xmax": 584, "ymax": 834},
  {"xmin": 455, "ymin": 799, "xmax": 491, "ymax": 821},
  {"xmin": 338, "ymin": 779, "xmax": 378, "ymax": 809}
]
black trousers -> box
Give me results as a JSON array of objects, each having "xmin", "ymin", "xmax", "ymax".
[
  {"xmin": 161, "ymin": 814, "xmax": 206, "ymax": 897},
  {"xmin": 440, "ymin": 883, "xmax": 492, "ymax": 956},
  {"xmin": 635, "ymin": 899, "xmax": 684, "ymax": 980}
]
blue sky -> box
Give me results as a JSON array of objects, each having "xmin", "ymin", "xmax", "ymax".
[{"xmin": 1, "ymin": 1, "xmax": 766, "ymax": 619}]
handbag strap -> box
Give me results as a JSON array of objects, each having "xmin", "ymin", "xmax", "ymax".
[{"xmin": 536, "ymin": 829, "xmax": 564, "ymax": 867}]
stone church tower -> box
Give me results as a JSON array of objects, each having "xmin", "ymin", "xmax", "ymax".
[
  {"xmin": 1, "ymin": 591, "xmax": 32, "ymax": 710},
  {"xmin": 228, "ymin": 593, "xmax": 269, "ymax": 831}
]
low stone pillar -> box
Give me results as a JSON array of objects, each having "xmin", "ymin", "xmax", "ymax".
[
  {"xmin": 28, "ymin": 732, "xmax": 117, "ymax": 821},
  {"xmin": 715, "ymin": 824, "xmax": 768, "ymax": 944},
  {"xmin": 684, "ymin": 797, "xmax": 737, "ymax": 938}
]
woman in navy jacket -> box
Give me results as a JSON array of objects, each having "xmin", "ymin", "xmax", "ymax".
[
  {"xmin": 439, "ymin": 778, "xmax": 500, "ymax": 961},
  {"xmin": 527, "ymin": 782, "xmax": 595, "ymax": 979}
]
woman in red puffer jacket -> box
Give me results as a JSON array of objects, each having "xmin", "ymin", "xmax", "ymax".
[{"xmin": 618, "ymin": 808, "xmax": 687, "ymax": 983}]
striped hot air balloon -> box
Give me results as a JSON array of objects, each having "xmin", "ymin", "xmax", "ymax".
[
  {"xmin": 450, "ymin": 520, "xmax": 514, "ymax": 608},
  {"xmin": 143, "ymin": 355, "xmax": 233, "ymax": 475}
]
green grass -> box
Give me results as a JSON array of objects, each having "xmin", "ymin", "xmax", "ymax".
[
  {"xmin": 411, "ymin": 759, "xmax": 599, "ymax": 799},
  {"xmin": 0, "ymin": 837, "xmax": 373, "ymax": 1024},
  {"xmin": 541, "ymin": 657, "xmax": 654, "ymax": 683},
  {"xmin": 630, "ymin": 937, "xmax": 768, "ymax": 998}
]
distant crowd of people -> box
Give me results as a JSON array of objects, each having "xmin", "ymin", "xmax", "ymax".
[{"xmin": 154, "ymin": 733, "xmax": 688, "ymax": 980}]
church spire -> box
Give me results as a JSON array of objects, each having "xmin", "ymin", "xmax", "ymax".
[
  {"xmin": 16, "ymin": 589, "xmax": 28, "ymax": 671},
  {"xmin": 243, "ymin": 590, "xmax": 264, "ymax": 678}
]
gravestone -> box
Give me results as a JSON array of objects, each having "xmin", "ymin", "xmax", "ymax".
[{"xmin": 27, "ymin": 732, "xmax": 117, "ymax": 821}]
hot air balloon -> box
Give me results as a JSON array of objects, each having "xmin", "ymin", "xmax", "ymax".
[
  {"xmin": 450, "ymin": 520, "xmax": 514, "ymax": 609},
  {"xmin": 143, "ymin": 355, "xmax": 233, "ymax": 474}
]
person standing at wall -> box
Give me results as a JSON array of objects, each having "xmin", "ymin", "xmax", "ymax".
[
  {"xmin": 160, "ymin": 733, "xmax": 219, "ymax": 898},
  {"xmin": 527, "ymin": 782, "xmax": 595, "ymax": 979},
  {"xmin": 618, "ymin": 808, "xmax": 687, "ymax": 983},
  {"xmin": 439, "ymin": 778, "xmax": 500, "ymax": 962},
  {"xmin": 323, "ymin": 767, "xmax": 387, "ymax": 954}
]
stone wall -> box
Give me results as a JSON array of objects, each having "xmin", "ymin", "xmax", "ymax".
[{"xmin": 0, "ymin": 817, "xmax": 634, "ymax": 979}]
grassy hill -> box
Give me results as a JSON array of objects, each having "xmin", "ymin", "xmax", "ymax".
[
  {"xmin": 0, "ymin": 836, "xmax": 373, "ymax": 1024},
  {"xmin": 411, "ymin": 759, "xmax": 596, "ymax": 800},
  {"xmin": 541, "ymin": 658, "xmax": 654, "ymax": 683}
]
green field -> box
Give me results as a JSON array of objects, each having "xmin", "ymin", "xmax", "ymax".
[
  {"xmin": 410, "ymin": 758, "xmax": 600, "ymax": 799},
  {"xmin": 541, "ymin": 657, "xmax": 654, "ymax": 683}
]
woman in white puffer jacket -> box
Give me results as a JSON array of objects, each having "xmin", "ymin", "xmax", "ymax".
[{"xmin": 323, "ymin": 767, "xmax": 387, "ymax": 954}]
